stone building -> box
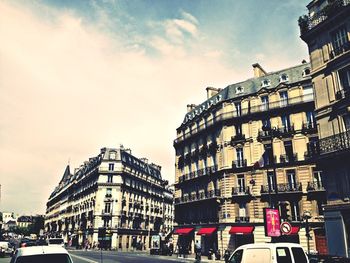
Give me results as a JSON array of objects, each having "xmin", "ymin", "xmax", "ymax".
[
  {"xmin": 173, "ymin": 62, "xmax": 327, "ymax": 255},
  {"xmin": 299, "ymin": 0, "xmax": 350, "ymax": 257},
  {"xmin": 45, "ymin": 146, "xmax": 174, "ymax": 250}
]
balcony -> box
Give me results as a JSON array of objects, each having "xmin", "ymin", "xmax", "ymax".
[
  {"xmin": 232, "ymin": 159, "xmax": 247, "ymax": 169},
  {"xmin": 279, "ymin": 154, "xmax": 298, "ymax": 164},
  {"xmin": 257, "ymin": 129, "xmax": 273, "ymax": 142},
  {"xmin": 278, "ymin": 125, "xmax": 295, "ymax": 138},
  {"xmin": 101, "ymin": 210, "xmax": 112, "ymax": 217},
  {"xmin": 175, "ymin": 189, "xmax": 221, "ymax": 205},
  {"xmin": 302, "ymin": 122, "xmax": 317, "ymax": 135},
  {"xmin": 232, "ymin": 186, "xmax": 252, "ymax": 201},
  {"xmin": 307, "ymin": 182, "xmax": 325, "ymax": 192},
  {"xmin": 177, "ymin": 165, "xmax": 218, "ymax": 184},
  {"xmin": 261, "ymin": 183, "xmax": 302, "ymax": 194},
  {"xmin": 319, "ymin": 129, "xmax": 350, "ymax": 155},
  {"xmin": 235, "ymin": 216, "xmax": 250, "ymax": 223},
  {"xmin": 299, "ymin": 0, "xmax": 350, "ymax": 35},
  {"xmin": 174, "ymin": 94, "xmax": 314, "ymax": 145}
]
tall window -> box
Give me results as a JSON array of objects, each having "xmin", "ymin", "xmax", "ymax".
[
  {"xmin": 281, "ymin": 114, "xmax": 291, "ymax": 130},
  {"xmin": 104, "ymin": 202, "xmax": 111, "ymax": 213},
  {"xmin": 261, "ymin": 95, "xmax": 269, "ymax": 111},
  {"xmin": 234, "ymin": 101, "xmax": 242, "ymax": 116},
  {"xmin": 290, "ymin": 201, "xmax": 300, "ymax": 221},
  {"xmin": 306, "ymin": 111, "xmax": 315, "ymax": 127},
  {"xmin": 279, "ymin": 91, "xmax": 288, "ymax": 107},
  {"xmin": 238, "ymin": 203, "xmax": 247, "ymax": 218},
  {"xmin": 108, "ymin": 163, "xmax": 114, "ymax": 171},
  {"xmin": 236, "ymin": 148, "xmax": 244, "ymax": 167},
  {"xmin": 286, "ymin": 169, "xmax": 297, "ymax": 188},
  {"xmin": 107, "ymin": 175, "xmax": 113, "ymax": 183},
  {"xmin": 331, "ymin": 26, "xmax": 349, "ymax": 55},
  {"xmin": 343, "ymin": 115, "xmax": 350, "ymax": 131},
  {"xmin": 284, "ymin": 141, "xmax": 294, "ymax": 161},
  {"xmin": 338, "ymin": 66, "xmax": 350, "ymax": 91},
  {"xmin": 264, "ymin": 144, "xmax": 273, "ymax": 165},
  {"xmin": 313, "ymin": 170, "xmax": 323, "ymax": 188},
  {"xmin": 262, "ymin": 118, "xmax": 271, "ymax": 130},
  {"xmin": 237, "ymin": 175, "xmax": 245, "ymax": 192},
  {"xmin": 267, "ymin": 171, "xmax": 276, "ymax": 191}
]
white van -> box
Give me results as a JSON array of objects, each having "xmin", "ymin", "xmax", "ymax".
[
  {"xmin": 47, "ymin": 238, "xmax": 65, "ymax": 247},
  {"xmin": 228, "ymin": 243, "xmax": 309, "ymax": 263},
  {"xmin": 10, "ymin": 246, "xmax": 73, "ymax": 263}
]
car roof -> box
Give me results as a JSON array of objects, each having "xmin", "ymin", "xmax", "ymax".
[
  {"xmin": 236, "ymin": 243, "xmax": 305, "ymax": 250},
  {"xmin": 16, "ymin": 246, "xmax": 69, "ymax": 256}
]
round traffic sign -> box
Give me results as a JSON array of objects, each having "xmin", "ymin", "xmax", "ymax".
[{"xmin": 280, "ymin": 222, "xmax": 292, "ymax": 235}]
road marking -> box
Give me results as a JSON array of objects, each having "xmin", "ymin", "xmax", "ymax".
[{"xmin": 70, "ymin": 253, "xmax": 99, "ymax": 263}]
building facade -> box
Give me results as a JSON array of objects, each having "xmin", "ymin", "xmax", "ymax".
[
  {"xmin": 173, "ymin": 63, "xmax": 327, "ymax": 256},
  {"xmin": 299, "ymin": 0, "xmax": 350, "ymax": 257},
  {"xmin": 45, "ymin": 146, "xmax": 174, "ymax": 250}
]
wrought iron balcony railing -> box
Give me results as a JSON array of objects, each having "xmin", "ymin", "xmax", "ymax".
[
  {"xmin": 177, "ymin": 165, "xmax": 218, "ymax": 184},
  {"xmin": 302, "ymin": 122, "xmax": 317, "ymax": 134},
  {"xmin": 232, "ymin": 159, "xmax": 247, "ymax": 168},
  {"xmin": 330, "ymin": 41, "xmax": 350, "ymax": 59},
  {"xmin": 307, "ymin": 181, "xmax": 325, "ymax": 192},
  {"xmin": 232, "ymin": 186, "xmax": 251, "ymax": 196},
  {"xmin": 235, "ymin": 216, "xmax": 250, "ymax": 223},
  {"xmin": 174, "ymin": 94, "xmax": 314, "ymax": 144},
  {"xmin": 175, "ymin": 189, "xmax": 221, "ymax": 204},
  {"xmin": 335, "ymin": 88, "xmax": 350, "ymax": 100},
  {"xmin": 279, "ymin": 154, "xmax": 298, "ymax": 163},
  {"xmin": 319, "ymin": 129, "xmax": 350, "ymax": 155},
  {"xmin": 261, "ymin": 182, "xmax": 302, "ymax": 194},
  {"xmin": 299, "ymin": 0, "xmax": 350, "ymax": 35}
]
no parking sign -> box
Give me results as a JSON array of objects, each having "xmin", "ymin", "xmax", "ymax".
[{"xmin": 280, "ymin": 222, "xmax": 292, "ymax": 235}]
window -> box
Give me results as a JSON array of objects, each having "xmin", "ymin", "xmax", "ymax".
[
  {"xmin": 313, "ymin": 170, "xmax": 323, "ymax": 188},
  {"xmin": 281, "ymin": 115, "xmax": 291, "ymax": 130},
  {"xmin": 238, "ymin": 203, "xmax": 246, "ymax": 217},
  {"xmin": 235, "ymin": 124, "xmax": 242, "ymax": 136},
  {"xmin": 267, "ymin": 171, "xmax": 276, "ymax": 192},
  {"xmin": 279, "ymin": 91, "xmax": 288, "ymax": 107},
  {"xmin": 106, "ymin": 188, "xmax": 112, "ymax": 196},
  {"xmin": 261, "ymin": 79, "xmax": 271, "ymax": 87},
  {"xmin": 284, "ymin": 141, "xmax": 294, "ymax": 162},
  {"xmin": 343, "ymin": 115, "xmax": 350, "ymax": 130},
  {"xmin": 236, "ymin": 148, "xmax": 244, "ymax": 167},
  {"xmin": 109, "ymin": 152, "xmax": 116, "ymax": 159},
  {"xmin": 262, "ymin": 118, "xmax": 271, "ymax": 130},
  {"xmin": 108, "ymin": 163, "xmax": 114, "ymax": 171},
  {"xmin": 104, "ymin": 202, "xmax": 111, "ymax": 213},
  {"xmin": 291, "ymin": 247, "xmax": 308, "ymax": 263},
  {"xmin": 234, "ymin": 102, "xmax": 242, "ymax": 116},
  {"xmin": 290, "ymin": 201, "xmax": 300, "ymax": 221},
  {"xmin": 331, "ymin": 26, "xmax": 349, "ymax": 56},
  {"xmin": 15, "ymin": 254, "xmax": 73, "ymax": 263},
  {"xmin": 306, "ymin": 111, "xmax": 315, "ymax": 127},
  {"xmin": 264, "ymin": 144, "xmax": 273, "ymax": 165},
  {"xmin": 229, "ymin": 249, "xmax": 243, "ymax": 263},
  {"xmin": 107, "ymin": 175, "xmax": 113, "ymax": 183},
  {"xmin": 302, "ymin": 68, "xmax": 311, "ymax": 77},
  {"xmin": 338, "ymin": 66, "xmax": 350, "ymax": 91},
  {"xmin": 286, "ymin": 169, "xmax": 297, "ymax": 188},
  {"xmin": 235, "ymin": 86, "xmax": 244, "ymax": 94},
  {"xmin": 237, "ymin": 175, "xmax": 245, "ymax": 192},
  {"xmin": 279, "ymin": 74, "xmax": 289, "ymax": 83},
  {"xmin": 261, "ymin": 95, "xmax": 269, "ymax": 111},
  {"xmin": 276, "ymin": 247, "xmax": 292, "ymax": 263}
]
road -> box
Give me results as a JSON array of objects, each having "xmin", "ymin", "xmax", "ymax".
[{"xmin": 0, "ymin": 250, "xmax": 199, "ymax": 263}]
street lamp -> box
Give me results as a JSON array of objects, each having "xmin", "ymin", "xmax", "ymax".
[{"xmin": 303, "ymin": 211, "xmax": 311, "ymax": 254}]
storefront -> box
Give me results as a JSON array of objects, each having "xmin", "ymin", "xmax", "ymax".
[
  {"xmin": 229, "ymin": 226, "xmax": 255, "ymax": 248},
  {"xmin": 174, "ymin": 227, "xmax": 194, "ymax": 254},
  {"xmin": 197, "ymin": 227, "xmax": 218, "ymax": 256}
]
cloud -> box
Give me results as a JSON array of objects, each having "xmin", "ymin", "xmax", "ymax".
[{"xmin": 0, "ymin": 1, "xmax": 238, "ymax": 214}]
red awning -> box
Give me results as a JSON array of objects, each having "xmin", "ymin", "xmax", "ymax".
[
  {"xmin": 197, "ymin": 227, "xmax": 217, "ymax": 235},
  {"xmin": 174, "ymin": 228, "xmax": 194, "ymax": 235},
  {"xmin": 290, "ymin": 226, "xmax": 300, "ymax": 235},
  {"xmin": 229, "ymin": 226, "xmax": 255, "ymax": 235}
]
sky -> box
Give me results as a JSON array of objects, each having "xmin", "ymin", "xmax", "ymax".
[{"xmin": 0, "ymin": 0, "xmax": 310, "ymax": 215}]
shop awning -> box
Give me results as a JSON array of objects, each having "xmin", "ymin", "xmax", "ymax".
[
  {"xmin": 174, "ymin": 228, "xmax": 194, "ymax": 235},
  {"xmin": 197, "ymin": 227, "xmax": 217, "ymax": 235},
  {"xmin": 290, "ymin": 226, "xmax": 300, "ymax": 235},
  {"xmin": 229, "ymin": 226, "xmax": 255, "ymax": 235}
]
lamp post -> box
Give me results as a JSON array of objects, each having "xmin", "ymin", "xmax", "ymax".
[{"xmin": 303, "ymin": 211, "xmax": 311, "ymax": 254}]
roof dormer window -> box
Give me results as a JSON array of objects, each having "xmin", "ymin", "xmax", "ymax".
[
  {"xmin": 279, "ymin": 74, "xmax": 289, "ymax": 83},
  {"xmin": 261, "ymin": 79, "xmax": 270, "ymax": 88},
  {"xmin": 302, "ymin": 68, "xmax": 311, "ymax": 77},
  {"xmin": 235, "ymin": 86, "xmax": 244, "ymax": 94}
]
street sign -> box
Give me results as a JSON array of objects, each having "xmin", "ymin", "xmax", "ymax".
[
  {"xmin": 280, "ymin": 222, "xmax": 292, "ymax": 235},
  {"xmin": 264, "ymin": 208, "xmax": 281, "ymax": 237}
]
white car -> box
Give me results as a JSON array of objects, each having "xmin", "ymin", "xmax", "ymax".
[
  {"xmin": 229, "ymin": 242, "xmax": 309, "ymax": 263},
  {"xmin": 0, "ymin": 241, "xmax": 14, "ymax": 257},
  {"xmin": 47, "ymin": 238, "xmax": 65, "ymax": 247},
  {"xmin": 10, "ymin": 246, "xmax": 73, "ymax": 263}
]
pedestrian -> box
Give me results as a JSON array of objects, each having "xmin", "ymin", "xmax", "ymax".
[
  {"xmin": 194, "ymin": 240, "xmax": 201, "ymax": 262},
  {"xmin": 224, "ymin": 249, "xmax": 231, "ymax": 263}
]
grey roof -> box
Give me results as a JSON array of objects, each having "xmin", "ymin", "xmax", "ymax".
[{"xmin": 180, "ymin": 63, "xmax": 311, "ymax": 127}]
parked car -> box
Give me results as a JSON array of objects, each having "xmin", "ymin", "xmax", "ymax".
[
  {"xmin": 0, "ymin": 241, "xmax": 14, "ymax": 257},
  {"xmin": 308, "ymin": 254, "xmax": 350, "ymax": 263},
  {"xmin": 10, "ymin": 246, "xmax": 73, "ymax": 263},
  {"xmin": 47, "ymin": 238, "xmax": 65, "ymax": 247},
  {"xmin": 228, "ymin": 242, "xmax": 309, "ymax": 263},
  {"xmin": 18, "ymin": 238, "xmax": 36, "ymax": 248}
]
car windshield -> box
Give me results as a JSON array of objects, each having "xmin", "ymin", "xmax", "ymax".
[
  {"xmin": 49, "ymin": 239, "xmax": 64, "ymax": 244},
  {"xmin": 16, "ymin": 254, "xmax": 72, "ymax": 263}
]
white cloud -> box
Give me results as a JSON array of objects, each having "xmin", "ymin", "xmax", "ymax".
[{"xmin": 0, "ymin": 1, "xmax": 238, "ymax": 214}]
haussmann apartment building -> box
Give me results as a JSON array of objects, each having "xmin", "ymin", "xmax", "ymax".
[
  {"xmin": 173, "ymin": 62, "xmax": 328, "ymax": 256},
  {"xmin": 299, "ymin": 0, "xmax": 350, "ymax": 257},
  {"xmin": 45, "ymin": 146, "xmax": 174, "ymax": 250}
]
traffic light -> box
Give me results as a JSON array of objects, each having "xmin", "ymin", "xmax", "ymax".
[{"xmin": 280, "ymin": 202, "xmax": 290, "ymax": 221}]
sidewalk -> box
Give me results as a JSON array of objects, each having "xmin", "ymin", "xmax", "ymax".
[{"xmin": 169, "ymin": 253, "xmax": 225, "ymax": 262}]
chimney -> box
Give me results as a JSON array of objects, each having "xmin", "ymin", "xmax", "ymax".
[
  {"xmin": 252, "ymin": 63, "xmax": 267, "ymax": 78},
  {"xmin": 187, "ymin": 104, "xmax": 196, "ymax": 112},
  {"xmin": 206, "ymin": 87, "xmax": 221, "ymax": 99}
]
